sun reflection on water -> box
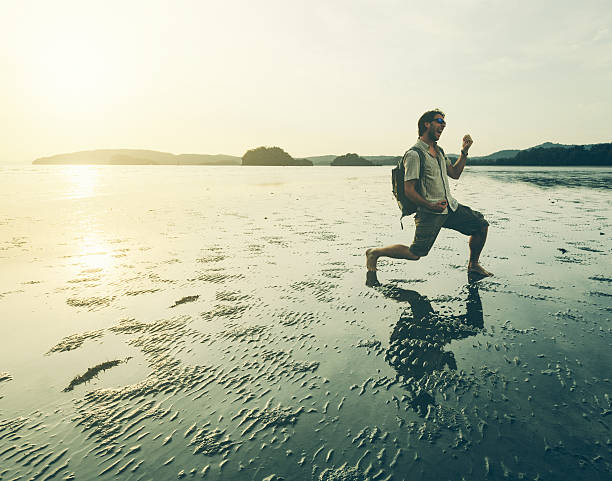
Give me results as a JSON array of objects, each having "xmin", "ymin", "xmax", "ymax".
[
  {"xmin": 62, "ymin": 165, "xmax": 101, "ymax": 200},
  {"xmin": 57, "ymin": 166, "xmax": 119, "ymax": 276},
  {"xmin": 64, "ymin": 232, "xmax": 116, "ymax": 285}
]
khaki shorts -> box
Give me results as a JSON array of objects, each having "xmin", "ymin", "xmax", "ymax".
[{"xmin": 409, "ymin": 204, "xmax": 489, "ymax": 257}]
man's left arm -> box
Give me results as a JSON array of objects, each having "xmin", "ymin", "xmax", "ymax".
[{"xmin": 447, "ymin": 134, "xmax": 473, "ymax": 180}]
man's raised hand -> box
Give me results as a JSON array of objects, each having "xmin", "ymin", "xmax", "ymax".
[{"xmin": 462, "ymin": 134, "xmax": 473, "ymax": 154}]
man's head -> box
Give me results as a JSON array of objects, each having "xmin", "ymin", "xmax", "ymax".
[{"xmin": 418, "ymin": 109, "xmax": 445, "ymax": 142}]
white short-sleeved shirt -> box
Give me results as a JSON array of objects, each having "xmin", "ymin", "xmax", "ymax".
[{"xmin": 403, "ymin": 139, "xmax": 458, "ymax": 214}]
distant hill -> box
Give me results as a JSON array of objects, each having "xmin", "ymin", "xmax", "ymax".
[
  {"xmin": 466, "ymin": 142, "xmax": 573, "ymax": 162},
  {"xmin": 33, "ymin": 149, "xmax": 241, "ymax": 165},
  {"xmin": 306, "ymin": 154, "xmax": 399, "ymax": 166},
  {"xmin": 32, "ymin": 142, "xmax": 612, "ymax": 167},
  {"xmin": 463, "ymin": 142, "xmax": 611, "ymax": 166},
  {"xmin": 448, "ymin": 149, "xmax": 522, "ymax": 162},
  {"xmin": 331, "ymin": 153, "xmax": 373, "ymax": 166},
  {"xmin": 175, "ymin": 154, "xmax": 242, "ymax": 165},
  {"xmin": 495, "ymin": 143, "xmax": 612, "ymax": 166},
  {"xmin": 364, "ymin": 156, "xmax": 400, "ymax": 166},
  {"xmin": 308, "ymin": 145, "xmax": 588, "ymax": 166},
  {"xmin": 528, "ymin": 142, "xmax": 576, "ymax": 150},
  {"xmin": 305, "ymin": 155, "xmax": 337, "ymax": 166},
  {"xmin": 473, "ymin": 149, "xmax": 520, "ymax": 160},
  {"xmin": 446, "ymin": 142, "xmax": 611, "ymax": 166}
]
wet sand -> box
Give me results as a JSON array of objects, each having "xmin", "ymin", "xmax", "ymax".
[{"xmin": 0, "ymin": 165, "xmax": 610, "ymax": 480}]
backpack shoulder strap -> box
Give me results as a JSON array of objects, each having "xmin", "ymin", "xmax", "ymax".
[{"xmin": 407, "ymin": 146, "xmax": 426, "ymax": 186}]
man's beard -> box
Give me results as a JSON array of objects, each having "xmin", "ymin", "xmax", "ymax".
[{"xmin": 429, "ymin": 127, "xmax": 441, "ymax": 142}]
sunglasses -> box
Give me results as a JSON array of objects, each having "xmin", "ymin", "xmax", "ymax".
[{"xmin": 431, "ymin": 118, "xmax": 446, "ymax": 125}]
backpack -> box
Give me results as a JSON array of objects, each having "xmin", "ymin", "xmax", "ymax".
[{"xmin": 392, "ymin": 146, "xmax": 426, "ymax": 228}]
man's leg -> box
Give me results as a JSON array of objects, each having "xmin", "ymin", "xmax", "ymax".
[
  {"xmin": 467, "ymin": 225, "xmax": 493, "ymax": 276},
  {"xmin": 366, "ymin": 212, "xmax": 444, "ymax": 272},
  {"xmin": 443, "ymin": 205, "xmax": 493, "ymax": 277},
  {"xmin": 366, "ymin": 245, "xmax": 419, "ymax": 272}
]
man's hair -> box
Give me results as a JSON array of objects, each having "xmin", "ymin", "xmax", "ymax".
[{"xmin": 418, "ymin": 109, "xmax": 445, "ymax": 136}]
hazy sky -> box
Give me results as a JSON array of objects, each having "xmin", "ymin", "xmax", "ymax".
[{"xmin": 2, "ymin": 0, "xmax": 611, "ymax": 162}]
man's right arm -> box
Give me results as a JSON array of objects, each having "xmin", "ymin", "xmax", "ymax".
[{"xmin": 404, "ymin": 180, "xmax": 447, "ymax": 213}]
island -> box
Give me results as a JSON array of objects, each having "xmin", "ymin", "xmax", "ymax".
[
  {"xmin": 330, "ymin": 153, "xmax": 373, "ymax": 166},
  {"xmin": 242, "ymin": 146, "xmax": 312, "ymax": 166},
  {"xmin": 33, "ymin": 149, "xmax": 241, "ymax": 165}
]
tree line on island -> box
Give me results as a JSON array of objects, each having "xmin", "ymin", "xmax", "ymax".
[
  {"xmin": 471, "ymin": 143, "xmax": 612, "ymax": 166},
  {"xmin": 32, "ymin": 142, "xmax": 612, "ymax": 166},
  {"xmin": 241, "ymin": 147, "xmax": 374, "ymax": 166}
]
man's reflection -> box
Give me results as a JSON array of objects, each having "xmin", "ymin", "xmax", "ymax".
[{"xmin": 368, "ymin": 272, "xmax": 484, "ymax": 415}]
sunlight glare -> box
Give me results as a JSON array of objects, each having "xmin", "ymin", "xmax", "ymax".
[
  {"xmin": 72, "ymin": 231, "xmax": 114, "ymax": 274},
  {"xmin": 62, "ymin": 165, "xmax": 100, "ymax": 200}
]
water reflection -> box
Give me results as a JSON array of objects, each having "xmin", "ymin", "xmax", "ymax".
[
  {"xmin": 478, "ymin": 168, "xmax": 612, "ymax": 190},
  {"xmin": 61, "ymin": 165, "xmax": 100, "ymax": 199},
  {"xmin": 69, "ymin": 231, "xmax": 114, "ymax": 274},
  {"xmin": 371, "ymin": 276, "xmax": 483, "ymax": 415}
]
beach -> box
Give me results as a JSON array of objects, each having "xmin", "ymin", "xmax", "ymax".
[{"xmin": 1, "ymin": 164, "xmax": 610, "ymax": 480}]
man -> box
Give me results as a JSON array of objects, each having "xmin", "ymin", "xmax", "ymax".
[{"xmin": 366, "ymin": 109, "xmax": 492, "ymax": 280}]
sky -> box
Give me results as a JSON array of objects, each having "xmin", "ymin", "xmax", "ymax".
[{"xmin": 1, "ymin": 0, "xmax": 611, "ymax": 162}]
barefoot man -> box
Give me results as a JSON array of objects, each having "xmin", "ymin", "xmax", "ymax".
[{"xmin": 366, "ymin": 109, "xmax": 493, "ymax": 281}]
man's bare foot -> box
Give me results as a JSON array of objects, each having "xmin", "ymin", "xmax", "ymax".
[
  {"xmin": 366, "ymin": 248, "xmax": 378, "ymax": 271},
  {"xmin": 365, "ymin": 270, "xmax": 381, "ymax": 287},
  {"xmin": 468, "ymin": 263, "xmax": 493, "ymax": 277}
]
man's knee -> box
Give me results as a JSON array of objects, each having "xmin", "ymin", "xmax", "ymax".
[
  {"xmin": 471, "ymin": 224, "xmax": 488, "ymax": 237},
  {"xmin": 405, "ymin": 245, "xmax": 424, "ymax": 260},
  {"xmin": 409, "ymin": 250, "xmax": 423, "ymax": 260},
  {"xmin": 409, "ymin": 244, "xmax": 430, "ymax": 259},
  {"xmin": 404, "ymin": 249, "xmax": 421, "ymax": 261}
]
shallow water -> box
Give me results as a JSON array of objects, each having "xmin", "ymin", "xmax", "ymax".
[{"xmin": 0, "ymin": 165, "xmax": 610, "ymax": 480}]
